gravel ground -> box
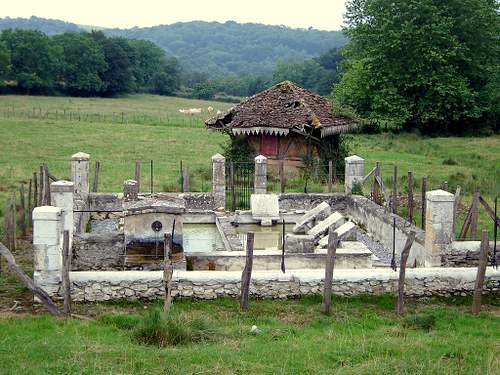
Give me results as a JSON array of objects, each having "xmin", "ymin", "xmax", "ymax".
[{"xmin": 354, "ymin": 229, "xmax": 393, "ymax": 267}]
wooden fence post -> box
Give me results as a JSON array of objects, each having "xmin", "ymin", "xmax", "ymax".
[
  {"xmin": 240, "ymin": 232, "xmax": 255, "ymax": 311},
  {"xmin": 421, "ymin": 177, "xmax": 427, "ymax": 230},
  {"xmin": 163, "ymin": 233, "xmax": 173, "ymax": 313},
  {"xmin": 43, "ymin": 163, "xmax": 50, "ymax": 205},
  {"xmin": 321, "ymin": 229, "xmax": 338, "ymax": 315},
  {"xmin": 372, "ymin": 162, "xmax": 381, "ymax": 205},
  {"xmin": 61, "ymin": 230, "xmax": 71, "ymax": 315},
  {"xmin": 470, "ymin": 191, "xmax": 480, "ymax": 240},
  {"xmin": 134, "ymin": 161, "xmax": 141, "ymax": 192},
  {"xmin": 182, "ymin": 167, "xmax": 189, "ymax": 192},
  {"xmin": 328, "ymin": 160, "xmax": 333, "ymax": 194},
  {"xmin": 453, "ymin": 186, "xmax": 461, "ymax": 235},
  {"xmin": 392, "ymin": 165, "xmax": 398, "ymax": 214},
  {"xmin": 397, "ymin": 231, "xmax": 416, "ymax": 315},
  {"xmin": 472, "ymin": 230, "xmax": 489, "ymax": 315},
  {"xmin": 19, "ymin": 183, "xmax": 26, "ymax": 237},
  {"xmin": 33, "ymin": 172, "xmax": 38, "ymax": 209},
  {"xmin": 27, "ymin": 178, "xmax": 32, "ymax": 229},
  {"xmin": 38, "ymin": 165, "xmax": 44, "ymax": 206},
  {"xmin": 407, "ymin": 171, "xmax": 414, "ymax": 223},
  {"xmin": 92, "ymin": 160, "xmax": 100, "ymax": 193},
  {"xmin": 280, "ymin": 160, "xmax": 285, "ymax": 194}
]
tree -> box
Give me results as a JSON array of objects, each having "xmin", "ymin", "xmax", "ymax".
[
  {"xmin": 53, "ymin": 32, "xmax": 108, "ymax": 96},
  {"xmin": 1, "ymin": 29, "xmax": 58, "ymax": 93},
  {"xmin": 0, "ymin": 40, "xmax": 9, "ymax": 85},
  {"xmin": 334, "ymin": 0, "xmax": 500, "ymax": 133}
]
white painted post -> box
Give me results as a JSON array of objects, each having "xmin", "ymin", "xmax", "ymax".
[
  {"xmin": 254, "ymin": 155, "xmax": 268, "ymax": 194},
  {"xmin": 212, "ymin": 154, "xmax": 226, "ymax": 210},
  {"xmin": 33, "ymin": 206, "xmax": 63, "ymax": 296},
  {"xmin": 424, "ymin": 189, "xmax": 455, "ymax": 267},
  {"xmin": 71, "ymin": 152, "xmax": 90, "ymax": 196},
  {"xmin": 344, "ymin": 155, "xmax": 365, "ymax": 194},
  {"xmin": 50, "ymin": 181, "xmax": 74, "ymax": 249}
]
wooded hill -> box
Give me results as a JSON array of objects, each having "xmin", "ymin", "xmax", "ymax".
[{"xmin": 0, "ymin": 16, "xmax": 346, "ymax": 76}]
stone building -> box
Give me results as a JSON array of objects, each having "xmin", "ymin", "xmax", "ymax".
[{"xmin": 205, "ymin": 80, "xmax": 360, "ymax": 166}]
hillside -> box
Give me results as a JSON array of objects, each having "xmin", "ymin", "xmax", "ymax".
[{"xmin": 0, "ymin": 16, "xmax": 346, "ymax": 76}]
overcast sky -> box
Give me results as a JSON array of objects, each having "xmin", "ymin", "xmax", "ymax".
[{"xmin": 0, "ymin": 0, "xmax": 346, "ymax": 31}]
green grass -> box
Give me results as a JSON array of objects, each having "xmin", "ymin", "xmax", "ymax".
[
  {"xmin": 0, "ymin": 296, "xmax": 498, "ymax": 374},
  {"xmin": 0, "ymin": 94, "xmax": 498, "ymax": 238}
]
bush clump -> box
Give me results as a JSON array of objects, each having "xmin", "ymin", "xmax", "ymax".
[
  {"xmin": 403, "ymin": 312, "xmax": 436, "ymax": 331},
  {"xmin": 133, "ymin": 309, "xmax": 217, "ymax": 347}
]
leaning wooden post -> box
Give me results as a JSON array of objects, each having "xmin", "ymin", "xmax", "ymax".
[
  {"xmin": 19, "ymin": 183, "xmax": 26, "ymax": 237},
  {"xmin": 470, "ymin": 190, "xmax": 480, "ymax": 240},
  {"xmin": 240, "ymin": 232, "xmax": 255, "ymax": 311},
  {"xmin": 163, "ymin": 233, "xmax": 173, "ymax": 313},
  {"xmin": 61, "ymin": 230, "xmax": 71, "ymax": 316},
  {"xmin": 321, "ymin": 229, "xmax": 338, "ymax": 315},
  {"xmin": 134, "ymin": 161, "xmax": 141, "ymax": 192},
  {"xmin": 328, "ymin": 160, "xmax": 333, "ymax": 193},
  {"xmin": 279, "ymin": 160, "xmax": 285, "ymax": 193},
  {"xmin": 372, "ymin": 162, "xmax": 381, "ymax": 205},
  {"xmin": 472, "ymin": 230, "xmax": 489, "ymax": 315},
  {"xmin": 92, "ymin": 160, "xmax": 100, "ymax": 193},
  {"xmin": 407, "ymin": 171, "xmax": 414, "ymax": 223},
  {"xmin": 0, "ymin": 242, "xmax": 63, "ymax": 318},
  {"xmin": 397, "ymin": 230, "xmax": 416, "ymax": 315},
  {"xmin": 421, "ymin": 177, "xmax": 427, "ymax": 230}
]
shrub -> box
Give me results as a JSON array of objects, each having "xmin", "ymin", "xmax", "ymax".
[
  {"xmin": 351, "ymin": 180, "xmax": 363, "ymax": 196},
  {"xmin": 442, "ymin": 158, "xmax": 458, "ymax": 166},
  {"xmin": 99, "ymin": 313, "xmax": 142, "ymax": 330},
  {"xmin": 133, "ymin": 309, "xmax": 217, "ymax": 347},
  {"xmin": 403, "ymin": 312, "xmax": 436, "ymax": 331}
]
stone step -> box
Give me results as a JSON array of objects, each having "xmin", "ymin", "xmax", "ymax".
[
  {"xmin": 307, "ymin": 211, "xmax": 345, "ymax": 238},
  {"xmin": 318, "ymin": 221, "xmax": 356, "ymax": 248},
  {"xmin": 292, "ymin": 202, "xmax": 331, "ymax": 234}
]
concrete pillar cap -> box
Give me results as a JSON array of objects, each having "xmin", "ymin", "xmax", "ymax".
[
  {"xmin": 124, "ymin": 179, "xmax": 138, "ymax": 185},
  {"xmin": 211, "ymin": 153, "xmax": 225, "ymax": 161},
  {"xmin": 71, "ymin": 152, "xmax": 90, "ymax": 161},
  {"xmin": 33, "ymin": 206, "xmax": 61, "ymax": 220},
  {"xmin": 50, "ymin": 180, "xmax": 74, "ymax": 192},
  {"xmin": 255, "ymin": 155, "xmax": 267, "ymax": 163},
  {"xmin": 426, "ymin": 189, "xmax": 455, "ymax": 202},
  {"xmin": 345, "ymin": 155, "xmax": 364, "ymax": 163}
]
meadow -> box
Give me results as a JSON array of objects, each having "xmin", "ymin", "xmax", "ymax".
[{"xmin": 0, "ymin": 94, "xmax": 498, "ymax": 237}]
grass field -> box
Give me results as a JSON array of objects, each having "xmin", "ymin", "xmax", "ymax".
[
  {"xmin": 0, "ymin": 295, "xmax": 499, "ymax": 374},
  {"xmin": 0, "ymin": 93, "xmax": 498, "ymax": 238}
]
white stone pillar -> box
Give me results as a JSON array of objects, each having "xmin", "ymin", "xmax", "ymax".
[
  {"xmin": 123, "ymin": 179, "xmax": 139, "ymax": 201},
  {"xmin": 424, "ymin": 189, "xmax": 455, "ymax": 267},
  {"xmin": 33, "ymin": 206, "xmax": 62, "ymax": 296},
  {"xmin": 344, "ymin": 155, "xmax": 365, "ymax": 193},
  {"xmin": 212, "ymin": 154, "xmax": 225, "ymax": 210},
  {"xmin": 254, "ymin": 155, "xmax": 267, "ymax": 194},
  {"xmin": 50, "ymin": 180, "xmax": 74, "ymax": 248},
  {"xmin": 71, "ymin": 152, "xmax": 90, "ymax": 196}
]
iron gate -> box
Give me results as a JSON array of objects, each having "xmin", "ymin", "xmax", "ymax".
[{"xmin": 226, "ymin": 162, "xmax": 254, "ymax": 210}]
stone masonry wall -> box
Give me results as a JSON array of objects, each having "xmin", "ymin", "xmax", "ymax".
[
  {"xmin": 278, "ymin": 193, "xmax": 347, "ymax": 212},
  {"xmin": 72, "ymin": 232, "xmax": 125, "ymax": 270},
  {"xmin": 68, "ymin": 268, "xmax": 500, "ymax": 302}
]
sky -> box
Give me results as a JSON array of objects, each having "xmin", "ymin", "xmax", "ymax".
[{"xmin": 0, "ymin": 0, "xmax": 347, "ymax": 31}]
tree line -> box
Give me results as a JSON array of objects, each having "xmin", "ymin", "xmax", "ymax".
[{"xmin": 0, "ymin": 29, "xmax": 181, "ymax": 96}]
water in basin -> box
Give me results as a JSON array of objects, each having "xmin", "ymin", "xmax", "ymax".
[
  {"xmin": 235, "ymin": 224, "xmax": 294, "ymax": 250},
  {"xmin": 183, "ymin": 224, "xmax": 225, "ymax": 253}
]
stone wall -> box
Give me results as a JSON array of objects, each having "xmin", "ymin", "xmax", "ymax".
[
  {"xmin": 68, "ymin": 267, "xmax": 500, "ymax": 301},
  {"xmin": 181, "ymin": 193, "xmax": 216, "ymax": 211},
  {"xmin": 278, "ymin": 193, "xmax": 347, "ymax": 212},
  {"xmin": 442, "ymin": 241, "xmax": 498, "ymax": 267},
  {"xmin": 72, "ymin": 232, "xmax": 125, "ymax": 270},
  {"xmin": 345, "ymin": 195, "xmax": 425, "ymax": 266}
]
